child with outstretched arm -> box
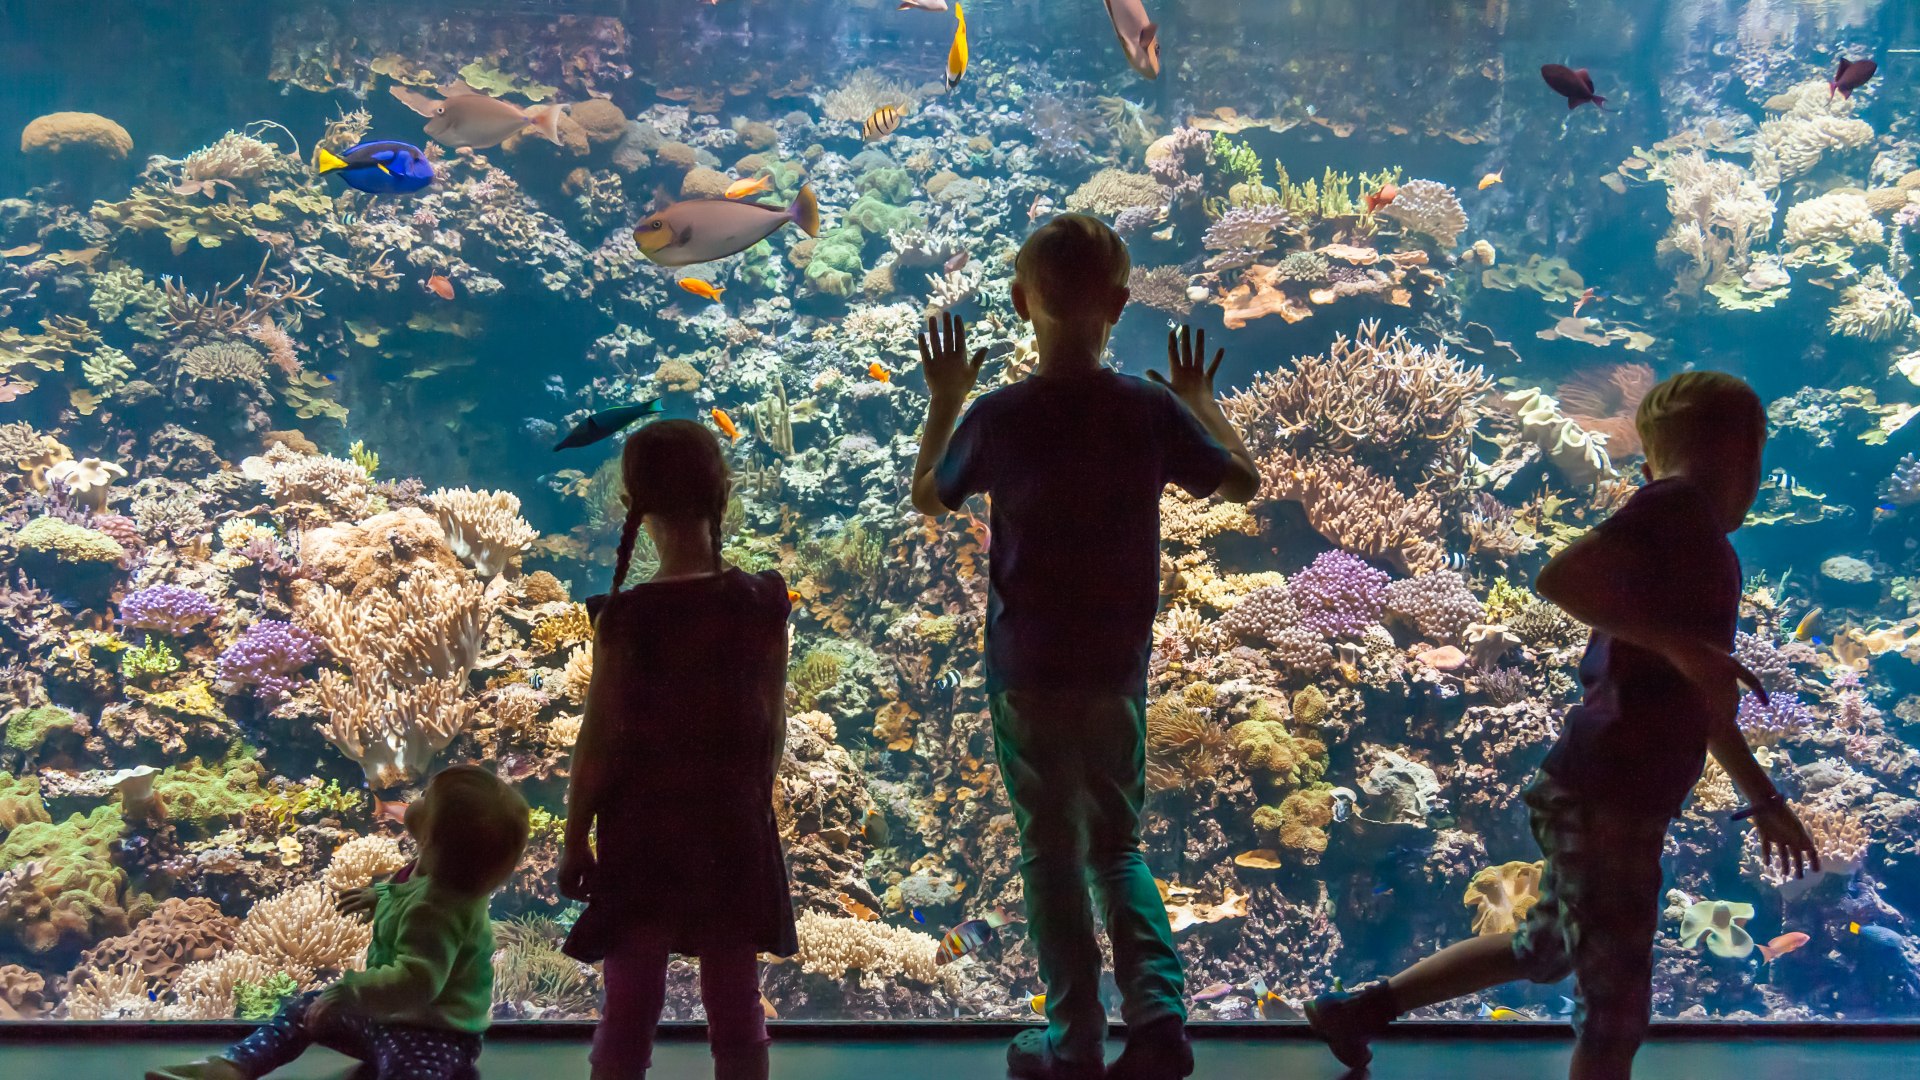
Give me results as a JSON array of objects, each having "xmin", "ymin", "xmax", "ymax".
[
  {"xmin": 149, "ymin": 765, "xmax": 531, "ymax": 1080},
  {"xmin": 912, "ymin": 213, "xmax": 1260, "ymax": 1080},
  {"xmin": 1306, "ymin": 372, "xmax": 1821, "ymax": 1080}
]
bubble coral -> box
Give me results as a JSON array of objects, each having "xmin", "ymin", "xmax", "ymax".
[
  {"xmin": 216, "ymin": 619, "xmax": 322, "ymax": 700},
  {"xmin": 1288, "ymin": 550, "xmax": 1390, "ymax": 640},
  {"xmin": 1462, "ymin": 860, "xmax": 1545, "ymax": 935},
  {"xmin": 118, "ymin": 584, "xmax": 221, "ymax": 635}
]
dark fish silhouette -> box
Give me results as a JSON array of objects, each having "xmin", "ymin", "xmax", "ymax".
[
  {"xmin": 1830, "ymin": 57, "xmax": 1877, "ymax": 100},
  {"xmin": 1541, "ymin": 64, "xmax": 1606, "ymax": 110},
  {"xmin": 553, "ymin": 398, "xmax": 664, "ymax": 450}
]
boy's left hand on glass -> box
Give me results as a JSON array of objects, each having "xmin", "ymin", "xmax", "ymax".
[
  {"xmin": 1751, "ymin": 801, "xmax": 1822, "ymax": 879},
  {"xmin": 335, "ymin": 886, "xmax": 379, "ymax": 921},
  {"xmin": 919, "ymin": 311, "xmax": 985, "ymax": 404},
  {"xmin": 558, "ymin": 842, "xmax": 596, "ymax": 902}
]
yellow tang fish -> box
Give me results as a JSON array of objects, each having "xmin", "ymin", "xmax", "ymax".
[
  {"xmin": 947, "ymin": 3, "xmax": 970, "ymax": 90},
  {"xmin": 1030, "ymin": 993, "xmax": 1046, "ymax": 1015},
  {"xmin": 863, "ymin": 104, "xmax": 904, "ymax": 142},
  {"xmin": 1479, "ymin": 169, "xmax": 1504, "ymax": 190},
  {"xmin": 679, "ymin": 278, "xmax": 725, "ymax": 302}
]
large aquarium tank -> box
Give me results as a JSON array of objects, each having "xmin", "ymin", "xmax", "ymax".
[{"xmin": 1, "ymin": 0, "xmax": 1919, "ymax": 1026}]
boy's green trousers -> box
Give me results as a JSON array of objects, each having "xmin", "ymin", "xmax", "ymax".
[{"xmin": 989, "ymin": 689, "xmax": 1187, "ymax": 1066}]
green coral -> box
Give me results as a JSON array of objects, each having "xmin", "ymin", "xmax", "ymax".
[
  {"xmin": 151, "ymin": 745, "xmax": 267, "ymax": 825},
  {"xmin": 4, "ymin": 706, "xmax": 80, "ymax": 754},
  {"xmin": 1482, "ymin": 579, "xmax": 1532, "ymax": 624},
  {"xmin": 1227, "ymin": 706, "xmax": 1328, "ymax": 786},
  {"xmin": 790, "ymin": 648, "xmax": 846, "ymax": 711},
  {"xmin": 842, "ymin": 194, "xmax": 921, "ymax": 237},
  {"xmin": 120, "ymin": 640, "xmax": 181, "ymax": 680},
  {"xmin": 233, "ymin": 971, "xmax": 301, "ymax": 1020},
  {"xmin": 1269, "ymin": 161, "xmax": 1399, "ymax": 221},
  {"xmin": 257, "ymin": 779, "xmax": 361, "ymax": 830},
  {"xmin": 456, "ymin": 59, "xmax": 558, "ymax": 101},
  {"xmin": 1290, "ymin": 686, "xmax": 1331, "ymax": 728},
  {"xmin": 15, "ymin": 517, "xmax": 126, "ymax": 565},
  {"xmin": 87, "ymin": 265, "xmax": 170, "ymax": 339},
  {"xmin": 141, "ymin": 682, "xmax": 226, "ymax": 722},
  {"xmin": 803, "ymin": 225, "xmax": 866, "ymax": 298},
  {"xmin": 80, "ymin": 346, "xmax": 134, "ymax": 392},
  {"xmin": 855, "ymin": 167, "xmax": 914, "ymax": 204},
  {"xmin": 0, "ymin": 805, "xmax": 129, "ymax": 952},
  {"xmin": 349, "ymin": 439, "xmax": 379, "ymax": 477},
  {"xmin": 1211, "ymin": 133, "xmax": 1262, "ymax": 185},
  {"xmin": 0, "ymin": 771, "xmax": 50, "ymax": 831}
]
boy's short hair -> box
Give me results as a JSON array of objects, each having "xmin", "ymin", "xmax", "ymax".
[
  {"xmin": 1635, "ymin": 370, "xmax": 1766, "ymax": 470},
  {"xmin": 422, "ymin": 764, "xmax": 531, "ymax": 896},
  {"xmin": 1015, "ymin": 213, "xmax": 1130, "ymax": 316}
]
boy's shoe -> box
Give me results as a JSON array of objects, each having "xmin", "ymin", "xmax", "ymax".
[
  {"xmin": 713, "ymin": 1045, "xmax": 770, "ymax": 1080},
  {"xmin": 146, "ymin": 1059, "xmax": 246, "ymax": 1080},
  {"xmin": 1007, "ymin": 1028, "xmax": 1105, "ymax": 1080},
  {"xmin": 1106, "ymin": 1016, "xmax": 1193, "ymax": 1080},
  {"xmin": 1305, "ymin": 980, "xmax": 1399, "ymax": 1070}
]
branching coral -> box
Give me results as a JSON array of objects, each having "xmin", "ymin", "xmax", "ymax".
[
  {"xmin": 427, "ymin": 487, "xmax": 539, "ymax": 578},
  {"xmin": 1257, "ymin": 450, "xmax": 1448, "ymax": 574},
  {"xmin": 243, "ymin": 443, "xmax": 386, "ymax": 523},
  {"xmin": 118, "ymin": 584, "xmax": 220, "ymax": 635},
  {"xmin": 1201, "ymin": 205, "xmax": 1296, "ymax": 270},
  {"xmin": 1127, "ymin": 265, "xmax": 1194, "ymax": 315},
  {"xmin": 178, "ymin": 341, "xmax": 269, "ymax": 386},
  {"xmin": 794, "ymin": 911, "xmax": 948, "ymax": 987},
  {"xmin": 216, "ymin": 619, "xmax": 322, "ymax": 700}
]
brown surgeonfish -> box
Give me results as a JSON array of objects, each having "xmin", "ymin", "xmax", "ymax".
[
  {"xmin": 633, "ymin": 185, "xmax": 821, "ymax": 267},
  {"xmin": 1830, "ymin": 57, "xmax": 1877, "ymax": 100},
  {"xmin": 1540, "ymin": 64, "xmax": 1606, "ymax": 110},
  {"xmin": 390, "ymin": 82, "xmax": 564, "ymax": 149},
  {"xmin": 1103, "ymin": 0, "xmax": 1161, "ymax": 80}
]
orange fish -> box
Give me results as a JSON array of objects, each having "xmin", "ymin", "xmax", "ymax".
[
  {"xmin": 374, "ymin": 797, "xmax": 410, "ymax": 825},
  {"xmin": 679, "ymin": 278, "xmax": 725, "ymax": 302},
  {"xmin": 787, "ymin": 589, "xmax": 802, "ymax": 605},
  {"xmin": 426, "ymin": 274, "xmax": 454, "ymax": 300},
  {"xmin": 712, "ymin": 407, "xmax": 740, "ymax": 441},
  {"xmin": 725, "ymin": 174, "xmax": 773, "ymax": 199},
  {"xmin": 1363, "ymin": 182, "xmax": 1398, "ymax": 214},
  {"xmin": 1759, "ymin": 931, "xmax": 1810, "ymax": 962},
  {"xmin": 1572, "ymin": 287, "xmax": 1599, "ymax": 317},
  {"xmin": 867, "ymin": 362, "xmax": 891, "ymax": 383}
]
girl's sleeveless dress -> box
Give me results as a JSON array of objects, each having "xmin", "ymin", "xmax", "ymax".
[{"xmin": 563, "ymin": 567, "xmax": 798, "ymax": 961}]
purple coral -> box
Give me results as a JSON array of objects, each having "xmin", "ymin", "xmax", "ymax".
[
  {"xmin": 216, "ymin": 619, "xmax": 322, "ymax": 701},
  {"xmin": 1289, "ymin": 551, "xmax": 1389, "ymax": 639},
  {"xmin": 1736, "ymin": 692, "xmax": 1818, "ymax": 744},
  {"xmin": 118, "ymin": 585, "xmax": 220, "ymax": 635}
]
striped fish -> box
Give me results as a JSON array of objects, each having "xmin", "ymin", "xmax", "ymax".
[{"xmin": 863, "ymin": 104, "xmax": 904, "ymax": 141}]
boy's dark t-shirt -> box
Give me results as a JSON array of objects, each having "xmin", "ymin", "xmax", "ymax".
[
  {"xmin": 1539, "ymin": 478, "xmax": 1741, "ymax": 819},
  {"xmin": 935, "ymin": 368, "xmax": 1232, "ymax": 696}
]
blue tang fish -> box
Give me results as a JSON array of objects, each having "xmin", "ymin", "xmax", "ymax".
[{"xmin": 315, "ymin": 141, "xmax": 435, "ymax": 195}]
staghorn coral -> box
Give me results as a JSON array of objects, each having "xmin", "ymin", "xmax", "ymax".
[
  {"xmin": 1381, "ymin": 179, "xmax": 1467, "ymax": 248},
  {"xmin": 427, "ymin": 487, "xmax": 539, "ymax": 578},
  {"xmin": 1258, "ymin": 450, "xmax": 1448, "ymax": 575},
  {"xmin": 1829, "ymin": 266, "xmax": 1912, "ymax": 341}
]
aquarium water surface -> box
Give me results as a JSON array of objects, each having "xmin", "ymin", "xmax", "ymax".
[{"xmin": 1, "ymin": 0, "xmax": 1919, "ymax": 1024}]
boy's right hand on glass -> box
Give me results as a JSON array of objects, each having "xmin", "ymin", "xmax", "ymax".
[
  {"xmin": 919, "ymin": 311, "xmax": 984, "ymax": 404},
  {"xmin": 1752, "ymin": 801, "xmax": 1822, "ymax": 879},
  {"xmin": 1150, "ymin": 324, "xmax": 1224, "ymax": 404},
  {"xmin": 557, "ymin": 843, "xmax": 596, "ymax": 902}
]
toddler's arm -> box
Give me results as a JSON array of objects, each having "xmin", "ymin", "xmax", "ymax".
[{"xmin": 319, "ymin": 901, "xmax": 459, "ymax": 1016}]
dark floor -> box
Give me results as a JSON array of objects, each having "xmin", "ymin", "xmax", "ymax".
[{"xmin": 4, "ymin": 1033, "xmax": 1918, "ymax": 1080}]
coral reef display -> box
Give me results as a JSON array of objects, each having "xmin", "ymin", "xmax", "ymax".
[{"xmin": 1, "ymin": 0, "xmax": 1918, "ymax": 1031}]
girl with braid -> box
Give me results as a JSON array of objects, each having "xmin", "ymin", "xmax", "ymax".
[{"xmin": 557, "ymin": 420, "xmax": 796, "ymax": 1080}]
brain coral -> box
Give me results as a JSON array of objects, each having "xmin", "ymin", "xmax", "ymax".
[{"xmin": 21, "ymin": 112, "xmax": 132, "ymax": 159}]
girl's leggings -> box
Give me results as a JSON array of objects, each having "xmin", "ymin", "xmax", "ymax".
[
  {"xmin": 592, "ymin": 928, "xmax": 768, "ymax": 1076},
  {"xmin": 226, "ymin": 990, "xmax": 480, "ymax": 1080}
]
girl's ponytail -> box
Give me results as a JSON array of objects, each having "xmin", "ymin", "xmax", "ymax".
[{"xmin": 610, "ymin": 504, "xmax": 642, "ymax": 593}]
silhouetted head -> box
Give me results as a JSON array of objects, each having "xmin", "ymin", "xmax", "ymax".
[
  {"xmin": 612, "ymin": 418, "xmax": 730, "ymax": 589},
  {"xmin": 410, "ymin": 764, "xmax": 531, "ymax": 898},
  {"xmin": 1012, "ymin": 212, "xmax": 1131, "ymax": 330},
  {"xmin": 1635, "ymin": 370, "xmax": 1766, "ymax": 532}
]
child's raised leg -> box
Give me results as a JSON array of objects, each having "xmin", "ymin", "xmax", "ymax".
[
  {"xmin": 699, "ymin": 945, "xmax": 769, "ymax": 1080},
  {"xmin": 593, "ymin": 929, "xmax": 670, "ymax": 1079}
]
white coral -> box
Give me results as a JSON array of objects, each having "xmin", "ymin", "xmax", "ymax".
[
  {"xmin": 1783, "ymin": 190, "xmax": 1884, "ymax": 249},
  {"xmin": 427, "ymin": 487, "xmax": 538, "ymax": 578},
  {"xmin": 1653, "ymin": 151, "xmax": 1774, "ymax": 293},
  {"xmin": 1752, "ymin": 81, "xmax": 1874, "ymax": 190},
  {"xmin": 1381, "ymin": 179, "xmax": 1468, "ymax": 248},
  {"xmin": 1829, "ymin": 266, "xmax": 1913, "ymax": 340}
]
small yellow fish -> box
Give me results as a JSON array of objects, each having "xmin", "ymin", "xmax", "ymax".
[
  {"xmin": 1793, "ymin": 607, "xmax": 1822, "ymax": 642},
  {"xmin": 863, "ymin": 104, "xmax": 904, "ymax": 141},
  {"xmin": 1030, "ymin": 993, "xmax": 1046, "ymax": 1015},
  {"xmin": 868, "ymin": 362, "xmax": 892, "ymax": 383},
  {"xmin": 679, "ymin": 278, "xmax": 725, "ymax": 302},
  {"xmin": 724, "ymin": 174, "xmax": 773, "ymax": 199},
  {"xmin": 1478, "ymin": 169, "xmax": 1504, "ymax": 190},
  {"xmin": 787, "ymin": 589, "xmax": 803, "ymax": 605},
  {"xmin": 1485, "ymin": 1006, "xmax": 1524, "ymax": 1020},
  {"xmin": 946, "ymin": 2, "xmax": 970, "ymax": 90},
  {"xmin": 711, "ymin": 407, "xmax": 740, "ymax": 442}
]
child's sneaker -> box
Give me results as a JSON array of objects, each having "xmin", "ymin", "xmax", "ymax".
[
  {"xmin": 1305, "ymin": 980, "xmax": 1399, "ymax": 1069},
  {"xmin": 1106, "ymin": 1016, "xmax": 1193, "ymax": 1080},
  {"xmin": 146, "ymin": 1060, "xmax": 246, "ymax": 1080},
  {"xmin": 1007, "ymin": 1028, "xmax": 1105, "ymax": 1080}
]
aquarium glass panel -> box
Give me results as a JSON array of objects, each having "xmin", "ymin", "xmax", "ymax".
[{"xmin": 2, "ymin": 0, "xmax": 1919, "ymax": 1024}]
